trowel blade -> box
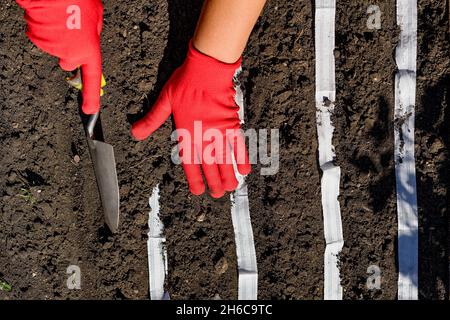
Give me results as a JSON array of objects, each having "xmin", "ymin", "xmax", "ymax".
[{"xmin": 87, "ymin": 138, "xmax": 120, "ymax": 233}]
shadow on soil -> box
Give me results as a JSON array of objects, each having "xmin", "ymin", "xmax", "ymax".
[
  {"xmin": 344, "ymin": 77, "xmax": 450, "ymax": 299},
  {"xmin": 127, "ymin": 0, "xmax": 204, "ymax": 126},
  {"xmin": 416, "ymin": 75, "xmax": 450, "ymax": 299}
]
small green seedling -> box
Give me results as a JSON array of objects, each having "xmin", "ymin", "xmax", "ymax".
[
  {"xmin": 0, "ymin": 279, "xmax": 12, "ymax": 292},
  {"xmin": 19, "ymin": 188, "xmax": 37, "ymax": 205}
]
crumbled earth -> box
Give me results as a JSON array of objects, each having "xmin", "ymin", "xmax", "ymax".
[
  {"xmin": 334, "ymin": 0, "xmax": 399, "ymax": 299},
  {"xmin": 334, "ymin": 0, "xmax": 449, "ymax": 299},
  {"xmin": 0, "ymin": 0, "xmax": 448, "ymax": 300}
]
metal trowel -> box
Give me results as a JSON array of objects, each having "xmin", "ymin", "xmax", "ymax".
[
  {"xmin": 85, "ymin": 112, "xmax": 120, "ymax": 233},
  {"xmin": 68, "ymin": 70, "xmax": 120, "ymax": 232}
]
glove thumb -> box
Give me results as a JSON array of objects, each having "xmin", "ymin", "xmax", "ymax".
[
  {"xmin": 131, "ymin": 88, "xmax": 172, "ymax": 140},
  {"xmin": 59, "ymin": 58, "xmax": 79, "ymax": 72}
]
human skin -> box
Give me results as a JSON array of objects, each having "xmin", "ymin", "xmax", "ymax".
[
  {"xmin": 193, "ymin": 0, "xmax": 267, "ymax": 63},
  {"xmin": 131, "ymin": 0, "xmax": 267, "ymax": 197}
]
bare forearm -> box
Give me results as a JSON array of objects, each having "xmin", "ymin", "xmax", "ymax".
[{"xmin": 193, "ymin": 0, "xmax": 267, "ymax": 63}]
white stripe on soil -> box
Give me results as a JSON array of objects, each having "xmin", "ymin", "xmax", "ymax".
[
  {"xmin": 231, "ymin": 180, "xmax": 258, "ymax": 300},
  {"xmin": 395, "ymin": 0, "xmax": 418, "ymax": 301},
  {"xmin": 315, "ymin": 0, "xmax": 344, "ymax": 300},
  {"xmin": 231, "ymin": 68, "xmax": 258, "ymax": 300},
  {"xmin": 147, "ymin": 184, "xmax": 169, "ymax": 300}
]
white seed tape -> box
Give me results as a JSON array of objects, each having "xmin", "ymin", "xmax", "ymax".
[
  {"xmin": 395, "ymin": 0, "xmax": 418, "ymax": 301},
  {"xmin": 231, "ymin": 182, "xmax": 258, "ymax": 300},
  {"xmin": 230, "ymin": 68, "xmax": 258, "ymax": 300},
  {"xmin": 315, "ymin": 0, "xmax": 344, "ymax": 300},
  {"xmin": 147, "ymin": 185, "xmax": 170, "ymax": 300}
]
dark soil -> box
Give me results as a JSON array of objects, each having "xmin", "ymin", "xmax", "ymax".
[
  {"xmin": 334, "ymin": 0, "xmax": 399, "ymax": 299},
  {"xmin": 334, "ymin": 0, "xmax": 450, "ymax": 300},
  {"xmin": 415, "ymin": 0, "xmax": 450, "ymax": 300},
  {"xmin": 0, "ymin": 0, "xmax": 449, "ymax": 300}
]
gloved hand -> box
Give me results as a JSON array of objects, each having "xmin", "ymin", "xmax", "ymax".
[
  {"xmin": 16, "ymin": 0, "xmax": 104, "ymax": 114},
  {"xmin": 131, "ymin": 41, "xmax": 251, "ymax": 198}
]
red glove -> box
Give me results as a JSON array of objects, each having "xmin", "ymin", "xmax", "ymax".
[
  {"xmin": 16, "ymin": 0, "xmax": 104, "ymax": 114},
  {"xmin": 131, "ymin": 42, "xmax": 251, "ymax": 198}
]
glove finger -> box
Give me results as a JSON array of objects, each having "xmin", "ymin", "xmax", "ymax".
[
  {"xmin": 201, "ymin": 142, "xmax": 225, "ymax": 198},
  {"xmin": 96, "ymin": 1, "xmax": 104, "ymax": 35},
  {"xmin": 218, "ymin": 163, "xmax": 238, "ymax": 192},
  {"xmin": 131, "ymin": 88, "xmax": 172, "ymax": 140},
  {"xmin": 181, "ymin": 145, "xmax": 205, "ymax": 196},
  {"xmin": 59, "ymin": 57, "xmax": 79, "ymax": 72},
  {"xmin": 79, "ymin": 48, "xmax": 102, "ymax": 114},
  {"xmin": 24, "ymin": 27, "xmax": 61, "ymax": 58},
  {"xmin": 228, "ymin": 130, "xmax": 251, "ymax": 176},
  {"xmin": 202, "ymin": 163, "xmax": 225, "ymax": 198},
  {"xmin": 217, "ymin": 137, "xmax": 238, "ymax": 191}
]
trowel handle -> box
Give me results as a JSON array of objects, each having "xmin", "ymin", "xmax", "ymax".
[{"xmin": 87, "ymin": 112, "xmax": 100, "ymax": 138}]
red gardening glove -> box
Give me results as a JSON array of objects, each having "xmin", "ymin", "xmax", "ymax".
[
  {"xmin": 131, "ymin": 41, "xmax": 251, "ymax": 198},
  {"xmin": 16, "ymin": 0, "xmax": 104, "ymax": 114}
]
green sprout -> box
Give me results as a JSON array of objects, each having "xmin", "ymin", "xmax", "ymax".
[
  {"xmin": 19, "ymin": 188, "xmax": 37, "ymax": 205},
  {"xmin": 0, "ymin": 279, "xmax": 12, "ymax": 292}
]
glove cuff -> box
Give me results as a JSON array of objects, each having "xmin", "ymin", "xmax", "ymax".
[{"xmin": 185, "ymin": 40, "xmax": 242, "ymax": 82}]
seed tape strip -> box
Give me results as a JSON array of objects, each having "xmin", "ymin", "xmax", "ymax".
[
  {"xmin": 395, "ymin": 0, "xmax": 418, "ymax": 301},
  {"xmin": 315, "ymin": 0, "xmax": 344, "ymax": 300},
  {"xmin": 146, "ymin": 71, "xmax": 257, "ymax": 300},
  {"xmin": 231, "ymin": 180, "xmax": 258, "ymax": 300},
  {"xmin": 231, "ymin": 69, "xmax": 258, "ymax": 300},
  {"xmin": 147, "ymin": 185, "xmax": 169, "ymax": 300},
  {"xmin": 143, "ymin": 2, "xmax": 418, "ymax": 300}
]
